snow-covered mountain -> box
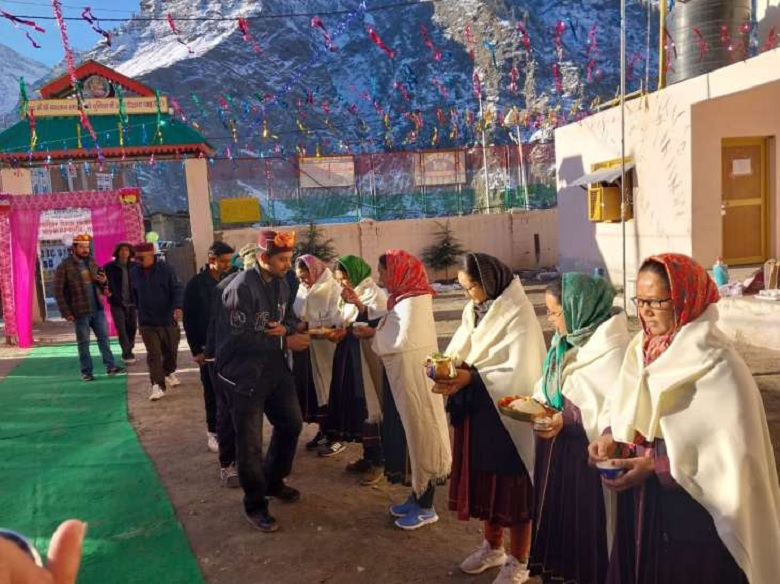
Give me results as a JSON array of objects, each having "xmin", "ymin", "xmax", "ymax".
[
  {"xmin": 13, "ymin": 0, "xmax": 660, "ymax": 212},
  {"xmin": 0, "ymin": 44, "xmax": 49, "ymax": 129}
]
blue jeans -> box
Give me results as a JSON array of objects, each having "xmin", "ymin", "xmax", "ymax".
[{"xmin": 74, "ymin": 311, "xmax": 116, "ymax": 375}]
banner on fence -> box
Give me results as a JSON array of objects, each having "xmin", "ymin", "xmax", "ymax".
[
  {"xmin": 299, "ymin": 156, "xmax": 355, "ymax": 188},
  {"xmin": 220, "ymin": 197, "xmax": 261, "ymax": 224},
  {"xmin": 414, "ymin": 151, "xmax": 466, "ymax": 186}
]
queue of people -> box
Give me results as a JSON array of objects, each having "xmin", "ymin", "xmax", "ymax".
[{"xmin": 50, "ymin": 230, "xmax": 780, "ymax": 584}]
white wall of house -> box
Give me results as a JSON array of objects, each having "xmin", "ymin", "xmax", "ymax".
[{"xmin": 555, "ymin": 47, "xmax": 780, "ymax": 285}]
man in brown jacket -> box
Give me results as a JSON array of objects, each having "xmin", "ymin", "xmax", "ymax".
[{"xmin": 54, "ymin": 234, "xmax": 126, "ymax": 381}]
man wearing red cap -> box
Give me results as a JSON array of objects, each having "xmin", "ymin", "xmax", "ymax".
[
  {"xmin": 212, "ymin": 229, "xmax": 310, "ymax": 532},
  {"xmin": 54, "ymin": 234, "xmax": 126, "ymax": 381}
]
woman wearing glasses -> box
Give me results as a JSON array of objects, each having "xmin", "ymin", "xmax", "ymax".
[
  {"xmin": 435, "ymin": 253, "xmax": 546, "ymax": 584},
  {"xmin": 589, "ymin": 254, "xmax": 780, "ymax": 584},
  {"xmin": 528, "ymin": 273, "xmax": 629, "ymax": 584}
]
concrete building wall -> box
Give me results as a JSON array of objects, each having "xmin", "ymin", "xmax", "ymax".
[{"xmin": 219, "ymin": 209, "xmax": 559, "ymax": 280}]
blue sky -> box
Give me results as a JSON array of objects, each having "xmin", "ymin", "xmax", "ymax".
[{"xmin": 0, "ymin": 0, "xmax": 140, "ymax": 66}]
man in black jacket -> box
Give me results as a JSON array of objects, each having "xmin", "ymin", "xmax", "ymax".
[
  {"xmin": 183, "ymin": 242, "xmax": 235, "ymax": 459},
  {"xmin": 213, "ymin": 230, "xmax": 309, "ymax": 532},
  {"xmin": 103, "ymin": 242, "xmax": 138, "ymax": 364},
  {"xmin": 132, "ymin": 243, "xmax": 184, "ymax": 401}
]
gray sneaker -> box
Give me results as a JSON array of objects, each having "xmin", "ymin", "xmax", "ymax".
[{"xmin": 220, "ymin": 464, "xmax": 240, "ymax": 488}]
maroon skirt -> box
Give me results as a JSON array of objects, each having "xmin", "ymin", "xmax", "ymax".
[
  {"xmin": 528, "ymin": 421, "xmax": 608, "ymax": 584},
  {"xmin": 606, "ymin": 474, "xmax": 748, "ymax": 584},
  {"xmin": 448, "ymin": 415, "xmax": 533, "ymax": 527}
]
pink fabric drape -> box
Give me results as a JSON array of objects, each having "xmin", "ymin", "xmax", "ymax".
[
  {"xmin": 10, "ymin": 207, "xmax": 41, "ymax": 348},
  {"xmin": 91, "ymin": 204, "xmax": 127, "ymax": 336}
]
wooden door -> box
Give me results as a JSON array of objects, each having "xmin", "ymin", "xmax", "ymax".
[{"xmin": 722, "ymin": 138, "xmax": 767, "ymax": 265}]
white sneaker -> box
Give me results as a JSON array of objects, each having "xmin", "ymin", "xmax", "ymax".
[
  {"xmin": 207, "ymin": 432, "xmax": 219, "ymax": 453},
  {"xmin": 491, "ymin": 557, "xmax": 530, "ymax": 584},
  {"xmin": 149, "ymin": 384, "xmax": 165, "ymax": 401},
  {"xmin": 460, "ymin": 540, "xmax": 508, "ymax": 574},
  {"xmin": 165, "ymin": 373, "xmax": 181, "ymax": 388}
]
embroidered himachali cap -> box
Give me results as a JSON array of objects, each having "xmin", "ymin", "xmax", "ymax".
[
  {"xmin": 257, "ymin": 229, "xmax": 296, "ymax": 255},
  {"xmin": 72, "ymin": 233, "xmax": 92, "ymax": 244},
  {"xmin": 135, "ymin": 242, "xmax": 155, "ymax": 253}
]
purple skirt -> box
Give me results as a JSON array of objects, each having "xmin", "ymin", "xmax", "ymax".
[
  {"xmin": 528, "ymin": 421, "xmax": 608, "ymax": 584},
  {"xmin": 448, "ymin": 416, "xmax": 533, "ymax": 527},
  {"xmin": 606, "ymin": 474, "xmax": 748, "ymax": 584}
]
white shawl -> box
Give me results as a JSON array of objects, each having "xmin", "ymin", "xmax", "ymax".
[
  {"xmin": 534, "ymin": 312, "xmax": 631, "ymax": 443},
  {"xmin": 372, "ymin": 294, "xmax": 452, "ymax": 496},
  {"xmin": 607, "ymin": 305, "xmax": 780, "ymax": 584},
  {"xmin": 338, "ymin": 277, "xmax": 388, "ymax": 422},
  {"xmin": 293, "ymin": 268, "xmax": 342, "ymax": 406},
  {"xmin": 446, "ymin": 277, "xmax": 547, "ymax": 481},
  {"xmin": 340, "ymin": 276, "xmax": 388, "ymax": 325}
]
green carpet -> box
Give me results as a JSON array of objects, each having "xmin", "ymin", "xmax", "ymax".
[{"xmin": 0, "ymin": 344, "xmax": 205, "ymax": 583}]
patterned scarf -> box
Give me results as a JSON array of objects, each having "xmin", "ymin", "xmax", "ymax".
[
  {"xmin": 384, "ymin": 249, "xmax": 435, "ymax": 310},
  {"xmin": 467, "ymin": 252, "xmax": 515, "ymax": 325},
  {"xmin": 542, "ymin": 272, "xmax": 616, "ymax": 410},
  {"xmin": 641, "ymin": 253, "xmax": 720, "ymax": 366},
  {"xmin": 297, "ymin": 254, "xmax": 328, "ymax": 287}
]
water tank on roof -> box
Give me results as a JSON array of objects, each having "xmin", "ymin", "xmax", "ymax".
[{"xmin": 665, "ymin": 0, "xmax": 752, "ymax": 85}]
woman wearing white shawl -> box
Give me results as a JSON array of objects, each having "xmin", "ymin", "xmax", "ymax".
[
  {"xmin": 359, "ymin": 249, "xmax": 451, "ymax": 531},
  {"xmin": 589, "ymin": 254, "xmax": 780, "ymax": 584},
  {"xmin": 435, "ymin": 253, "xmax": 546, "ymax": 584},
  {"xmin": 528, "ymin": 273, "xmax": 629, "ymax": 584},
  {"xmin": 323, "ymin": 255, "xmax": 388, "ymax": 485},
  {"xmin": 293, "ymin": 255, "xmax": 345, "ymax": 457}
]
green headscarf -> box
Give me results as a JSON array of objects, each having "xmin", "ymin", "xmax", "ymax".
[
  {"xmin": 335, "ymin": 255, "xmax": 372, "ymax": 287},
  {"xmin": 542, "ymin": 272, "xmax": 616, "ymax": 410}
]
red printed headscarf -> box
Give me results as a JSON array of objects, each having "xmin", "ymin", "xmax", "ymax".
[
  {"xmin": 383, "ymin": 249, "xmax": 435, "ymax": 310},
  {"xmin": 641, "ymin": 253, "xmax": 720, "ymax": 365}
]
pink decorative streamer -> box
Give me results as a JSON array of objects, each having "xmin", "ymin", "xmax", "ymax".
[
  {"xmin": 421, "ymin": 25, "xmax": 442, "ymax": 61},
  {"xmin": 552, "ymin": 62, "xmax": 562, "ymax": 93},
  {"xmin": 516, "ymin": 22, "xmax": 531, "ymax": 53},
  {"xmin": 586, "ymin": 23, "xmax": 599, "ymax": 82},
  {"xmin": 238, "ymin": 17, "xmax": 262, "ymax": 53},
  {"xmin": 167, "ymin": 14, "xmax": 194, "ymax": 54},
  {"xmin": 692, "ymin": 27, "xmax": 709, "ymax": 62},
  {"xmin": 472, "ymin": 71, "xmax": 481, "ymax": 99},
  {"xmin": 367, "ymin": 26, "xmax": 395, "ymax": 58},
  {"xmin": 81, "ymin": 7, "xmax": 111, "ymax": 46},
  {"xmin": 553, "ymin": 20, "xmax": 566, "ymax": 59},
  {"xmin": 664, "ymin": 29, "xmax": 677, "ymax": 72},
  {"xmin": 762, "ymin": 26, "xmax": 777, "ymax": 52},
  {"xmin": 393, "ymin": 81, "xmax": 410, "ymax": 101},
  {"xmin": 1, "ymin": 10, "xmax": 45, "ymax": 48},
  {"xmin": 311, "ymin": 16, "xmax": 337, "ymax": 51}
]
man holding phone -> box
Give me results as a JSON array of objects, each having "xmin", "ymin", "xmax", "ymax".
[
  {"xmin": 54, "ymin": 234, "xmax": 125, "ymax": 381},
  {"xmin": 213, "ymin": 229, "xmax": 310, "ymax": 532}
]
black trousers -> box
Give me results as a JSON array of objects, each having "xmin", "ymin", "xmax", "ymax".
[
  {"xmin": 110, "ymin": 304, "xmax": 137, "ymax": 360},
  {"xmin": 208, "ymin": 364, "xmax": 236, "ymax": 468},
  {"xmin": 139, "ymin": 325, "xmax": 180, "ymax": 388},
  {"xmin": 221, "ymin": 354, "xmax": 302, "ymax": 514},
  {"xmin": 200, "ymin": 363, "xmax": 217, "ymax": 433}
]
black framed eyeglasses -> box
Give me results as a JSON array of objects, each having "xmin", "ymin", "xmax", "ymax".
[{"xmin": 631, "ymin": 297, "xmax": 672, "ymax": 309}]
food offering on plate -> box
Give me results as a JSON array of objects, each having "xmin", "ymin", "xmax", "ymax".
[
  {"xmin": 596, "ymin": 460, "xmax": 626, "ymax": 480},
  {"xmin": 497, "ymin": 395, "xmax": 552, "ymax": 423},
  {"xmin": 307, "ymin": 326, "xmax": 332, "ymax": 339},
  {"xmin": 425, "ymin": 353, "xmax": 457, "ymax": 381}
]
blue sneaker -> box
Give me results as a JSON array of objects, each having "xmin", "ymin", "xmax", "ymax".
[
  {"xmin": 394, "ymin": 506, "xmax": 439, "ymax": 531},
  {"xmin": 389, "ymin": 495, "xmax": 416, "ymax": 518}
]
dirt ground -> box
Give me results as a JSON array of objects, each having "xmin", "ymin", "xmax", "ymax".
[{"xmin": 4, "ymin": 284, "xmax": 780, "ymax": 584}]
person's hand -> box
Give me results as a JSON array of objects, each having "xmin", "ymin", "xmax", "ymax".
[
  {"xmin": 65, "ymin": 315, "xmax": 74, "ymax": 323},
  {"xmin": 432, "ymin": 368, "xmax": 472, "ymax": 396},
  {"xmin": 286, "ymin": 333, "xmax": 310, "ymax": 352},
  {"xmin": 340, "ymin": 287, "xmax": 362, "ymax": 307},
  {"xmin": 326, "ymin": 328, "xmax": 348, "ymax": 343},
  {"xmin": 264, "ymin": 322, "xmax": 286, "ymax": 337},
  {"xmin": 173, "ymin": 309, "xmax": 183, "ymax": 321},
  {"xmin": 0, "ymin": 520, "xmax": 85, "ymax": 584},
  {"xmin": 602, "ymin": 454, "xmax": 655, "ymax": 492},
  {"xmin": 588, "ymin": 434, "xmax": 617, "ymax": 466},
  {"xmin": 534, "ymin": 412, "xmax": 564, "ymax": 440},
  {"xmin": 295, "ymin": 322, "xmax": 308, "ymax": 334},
  {"xmin": 193, "ymin": 353, "xmax": 206, "ymax": 366},
  {"xmin": 352, "ymin": 325, "xmax": 375, "ymax": 339},
  {"xmin": 94, "ymin": 272, "xmax": 107, "ymax": 285}
]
